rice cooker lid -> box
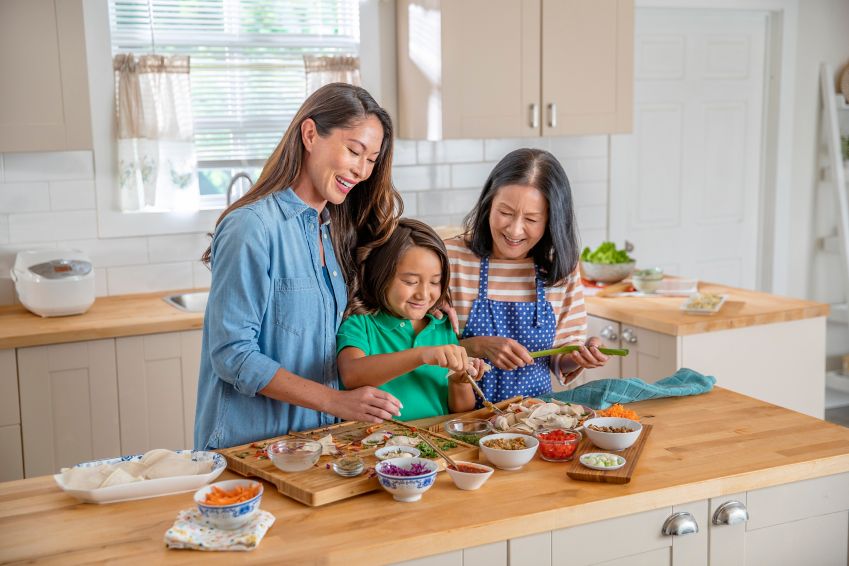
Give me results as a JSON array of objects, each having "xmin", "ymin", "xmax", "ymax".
[{"xmin": 28, "ymin": 259, "xmax": 92, "ymax": 279}]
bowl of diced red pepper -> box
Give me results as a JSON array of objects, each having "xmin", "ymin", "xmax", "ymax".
[{"xmin": 533, "ymin": 428, "xmax": 581, "ymax": 462}]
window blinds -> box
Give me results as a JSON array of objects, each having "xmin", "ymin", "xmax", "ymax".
[{"xmin": 108, "ymin": 0, "xmax": 360, "ymax": 166}]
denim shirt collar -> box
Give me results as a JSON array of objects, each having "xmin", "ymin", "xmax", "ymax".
[{"xmin": 274, "ymin": 188, "xmax": 331, "ymax": 225}]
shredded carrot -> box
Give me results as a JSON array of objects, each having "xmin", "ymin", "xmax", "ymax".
[
  {"xmin": 203, "ymin": 484, "xmax": 260, "ymax": 506},
  {"xmin": 597, "ymin": 403, "xmax": 639, "ymax": 421}
]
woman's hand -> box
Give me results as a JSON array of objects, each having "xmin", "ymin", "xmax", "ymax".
[
  {"xmin": 460, "ymin": 336, "xmax": 533, "ymax": 371},
  {"xmin": 420, "ymin": 345, "xmax": 469, "ymax": 373},
  {"xmin": 553, "ymin": 337, "xmax": 609, "ymax": 386},
  {"xmin": 429, "ymin": 302, "xmax": 460, "ymax": 335},
  {"xmin": 330, "ymin": 387, "xmax": 402, "ymax": 424}
]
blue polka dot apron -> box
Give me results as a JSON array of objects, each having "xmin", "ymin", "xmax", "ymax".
[{"xmin": 461, "ymin": 256, "xmax": 556, "ymax": 404}]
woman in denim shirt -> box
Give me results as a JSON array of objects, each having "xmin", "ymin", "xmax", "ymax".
[{"xmin": 195, "ymin": 84, "xmax": 403, "ymax": 450}]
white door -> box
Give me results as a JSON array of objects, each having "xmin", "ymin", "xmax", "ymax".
[{"xmin": 610, "ymin": 9, "xmax": 767, "ymax": 289}]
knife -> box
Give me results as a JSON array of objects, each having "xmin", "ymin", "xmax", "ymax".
[{"xmin": 529, "ymin": 345, "xmax": 629, "ymax": 358}]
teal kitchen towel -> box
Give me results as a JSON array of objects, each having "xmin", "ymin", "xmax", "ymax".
[{"xmin": 542, "ymin": 368, "xmax": 716, "ymax": 409}]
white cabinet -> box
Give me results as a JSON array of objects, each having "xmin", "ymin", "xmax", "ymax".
[
  {"xmin": 0, "ymin": 349, "xmax": 23, "ymax": 481},
  {"xmin": 116, "ymin": 330, "xmax": 202, "ymax": 453},
  {"xmin": 0, "ymin": 0, "xmax": 92, "ymax": 152},
  {"xmin": 17, "ymin": 340, "xmax": 120, "ymax": 477},
  {"xmin": 396, "ymin": 0, "xmax": 633, "ymax": 139}
]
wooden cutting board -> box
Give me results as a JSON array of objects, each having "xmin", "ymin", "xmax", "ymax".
[
  {"xmin": 566, "ymin": 424, "xmax": 653, "ymax": 484},
  {"xmin": 219, "ymin": 420, "xmax": 477, "ymax": 506}
]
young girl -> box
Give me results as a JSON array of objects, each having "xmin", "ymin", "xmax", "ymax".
[{"xmin": 337, "ymin": 219, "xmax": 484, "ymax": 421}]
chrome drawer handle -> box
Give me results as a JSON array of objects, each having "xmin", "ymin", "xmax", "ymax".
[
  {"xmin": 600, "ymin": 325, "xmax": 618, "ymax": 341},
  {"xmin": 530, "ymin": 103, "xmax": 539, "ymax": 128},
  {"xmin": 547, "ymin": 102, "xmax": 557, "ymax": 128},
  {"xmin": 712, "ymin": 501, "xmax": 749, "ymax": 526},
  {"xmin": 622, "ymin": 328, "xmax": 637, "ymax": 344},
  {"xmin": 662, "ymin": 512, "xmax": 699, "ymax": 536}
]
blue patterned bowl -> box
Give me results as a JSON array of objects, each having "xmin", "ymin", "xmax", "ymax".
[
  {"xmin": 194, "ymin": 479, "xmax": 263, "ymax": 530},
  {"xmin": 375, "ymin": 457, "xmax": 438, "ymax": 502}
]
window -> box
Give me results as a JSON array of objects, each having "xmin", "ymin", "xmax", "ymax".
[{"xmin": 108, "ymin": 0, "xmax": 360, "ymax": 202}]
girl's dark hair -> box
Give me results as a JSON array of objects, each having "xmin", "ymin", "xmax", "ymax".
[
  {"xmin": 202, "ymin": 83, "xmax": 402, "ymax": 298},
  {"xmin": 462, "ymin": 148, "xmax": 579, "ymax": 287},
  {"xmin": 348, "ymin": 218, "xmax": 450, "ymax": 316}
]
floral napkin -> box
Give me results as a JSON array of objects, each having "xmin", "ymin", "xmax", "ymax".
[{"xmin": 165, "ymin": 508, "xmax": 276, "ymax": 551}]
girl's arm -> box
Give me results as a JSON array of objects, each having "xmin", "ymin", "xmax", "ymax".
[
  {"xmin": 338, "ymin": 344, "xmax": 470, "ymax": 389},
  {"xmin": 446, "ymin": 357, "xmax": 484, "ymax": 412}
]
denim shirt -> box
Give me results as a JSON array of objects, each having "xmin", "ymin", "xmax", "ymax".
[{"xmin": 194, "ymin": 189, "xmax": 348, "ymax": 449}]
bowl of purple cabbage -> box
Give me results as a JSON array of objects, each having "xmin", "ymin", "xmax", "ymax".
[{"xmin": 374, "ymin": 457, "xmax": 439, "ymax": 502}]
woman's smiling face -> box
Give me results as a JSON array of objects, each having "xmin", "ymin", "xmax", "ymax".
[
  {"xmin": 298, "ymin": 114, "xmax": 384, "ymax": 207},
  {"xmin": 385, "ymin": 245, "xmax": 443, "ymax": 320},
  {"xmin": 488, "ymin": 184, "xmax": 549, "ymax": 260}
]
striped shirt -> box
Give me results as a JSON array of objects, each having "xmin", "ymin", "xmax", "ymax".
[{"xmin": 445, "ymin": 237, "xmax": 587, "ymax": 347}]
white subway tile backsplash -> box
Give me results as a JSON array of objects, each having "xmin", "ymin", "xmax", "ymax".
[
  {"xmin": 574, "ymin": 157, "xmax": 608, "ymax": 182},
  {"xmin": 580, "ymin": 229, "xmax": 607, "ymax": 250},
  {"xmin": 0, "ymin": 216, "xmax": 8, "ymax": 245},
  {"xmin": 49, "ymin": 180, "xmax": 96, "ymax": 211},
  {"xmin": 0, "ymin": 242, "xmax": 57, "ymax": 276},
  {"xmin": 107, "ymin": 262, "xmax": 193, "ymax": 295},
  {"xmin": 0, "ymin": 155, "xmax": 4, "ymax": 182},
  {"xmin": 9, "ymin": 210, "xmax": 97, "ymax": 243},
  {"xmin": 4, "ymin": 151, "xmax": 94, "ymax": 182},
  {"xmin": 483, "ymin": 137, "xmax": 550, "ymax": 162},
  {"xmin": 450, "ymin": 163, "xmax": 493, "ymax": 189},
  {"xmin": 416, "ymin": 188, "xmax": 480, "ymax": 217},
  {"xmin": 393, "ymin": 139, "xmax": 418, "ymax": 166},
  {"xmin": 148, "ymin": 233, "xmax": 209, "ymax": 263},
  {"xmin": 0, "ymin": 279, "xmax": 15, "ymax": 306},
  {"xmin": 417, "ymin": 139, "xmax": 484, "ymax": 164},
  {"xmin": 392, "ymin": 164, "xmax": 450, "ymax": 192},
  {"xmin": 571, "ymin": 181, "xmax": 608, "ymax": 207},
  {"xmin": 64, "ymin": 237, "xmax": 148, "ymax": 268},
  {"xmin": 416, "ymin": 214, "xmax": 467, "ymax": 228},
  {"xmin": 192, "ymin": 261, "xmax": 212, "ymax": 288},
  {"xmin": 575, "ymin": 205, "xmax": 607, "ymax": 231},
  {"xmin": 94, "ymin": 268, "xmax": 108, "ymax": 297},
  {"xmin": 400, "ymin": 192, "xmax": 418, "ymax": 217},
  {"xmin": 0, "ymin": 182, "xmax": 50, "ymax": 213},
  {"xmin": 549, "ymin": 135, "xmax": 608, "ymax": 159}
]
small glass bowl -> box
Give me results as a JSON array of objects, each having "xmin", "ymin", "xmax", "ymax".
[
  {"xmin": 267, "ymin": 439, "xmax": 322, "ymax": 473},
  {"xmin": 331, "ymin": 455, "xmax": 364, "ymax": 477},
  {"xmin": 443, "ymin": 418, "xmax": 493, "ymax": 446},
  {"xmin": 533, "ymin": 428, "xmax": 582, "ymax": 462}
]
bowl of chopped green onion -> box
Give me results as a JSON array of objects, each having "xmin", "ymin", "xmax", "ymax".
[{"xmin": 443, "ymin": 418, "xmax": 493, "ymax": 446}]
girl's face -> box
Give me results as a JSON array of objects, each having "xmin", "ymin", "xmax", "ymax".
[
  {"xmin": 488, "ymin": 184, "xmax": 549, "ymax": 260},
  {"xmin": 298, "ymin": 114, "xmax": 384, "ymax": 207},
  {"xmin": 386, "ymin": 245, "xmax": 443, "ymax": 320}
]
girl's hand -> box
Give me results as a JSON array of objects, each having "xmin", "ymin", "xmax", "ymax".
[
  {"xmin": 460, "ymin": 336, "xmax": 533, "ymax": 371},
  {"xmin": 331, "ymin": 387, "xmax": 402, "ymax": 424},
  {"xmin": 420, "ymin": 345, "xmax": 468, "ymax": 373},
  {"xmin": 447, "ymin": 357, "xmax": 487, "ymax": 384}
]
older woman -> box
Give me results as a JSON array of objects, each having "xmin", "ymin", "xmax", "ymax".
[
  {"xmin": 446, "ymin": 148, "xmax": 609, "ymax": 403},
  {"xmin": 195, "ymin": 84, "xmax": 403, "ymax": 450}
]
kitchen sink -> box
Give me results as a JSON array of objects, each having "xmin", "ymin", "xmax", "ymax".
[{"xmin": 163, "ymin": 292, "xmax": 209, "ymax": 313}]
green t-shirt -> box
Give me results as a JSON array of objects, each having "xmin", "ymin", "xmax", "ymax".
[{"xmin": 336, "ymin": 311, "xmax": 458, "ymax": 421}]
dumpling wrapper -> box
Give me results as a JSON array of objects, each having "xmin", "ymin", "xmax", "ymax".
[
  {"xmin": 139, "ymin": 448, "xmax": 177, "ymax": 468},
  {"xmin": 317, "ymin": 434, "xmax": 340, "ymax": 456},
  {"xmin": 386, "ymin": 435, "xmax": 419, "ymax": 447},
  {"xmin": 528, "ymin": 403, "xmax": 560, "ymax": 421},
  {"xmin": 143, "ymin": 452, "xmax": 211, "ymax": 479},
  {"xmin": 61, "ymin": 464, "xmax": 115, "ymax": 490},
  {"xmin": 100, "ymin": 467, "xmax": 143, "ymax": 488}
]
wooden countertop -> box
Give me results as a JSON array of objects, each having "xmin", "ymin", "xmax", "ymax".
[
  {"xmin": 586, "ymin": 281, "xmax": 829, "ymax": 336},
  {"xmin": 3, "ymin": 387, "xmax": 849, "ymax": 564},
  {"xmin": 0, "ymin": 290, "xmax": 205, "ymax": 349}
]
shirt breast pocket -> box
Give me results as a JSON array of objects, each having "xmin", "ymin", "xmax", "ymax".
[{"xmin": 273, "ymin": 277, "xmax": 321, "ymax": 336}]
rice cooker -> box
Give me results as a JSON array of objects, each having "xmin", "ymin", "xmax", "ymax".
[{"xmin": 11, "ymin": 249, "xmax": 95, "ymax": 317}]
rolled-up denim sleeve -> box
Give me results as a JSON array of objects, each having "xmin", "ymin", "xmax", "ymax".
[{"xmin": 207, "ymin": 208, "xmax": 280, "ymax": 396}]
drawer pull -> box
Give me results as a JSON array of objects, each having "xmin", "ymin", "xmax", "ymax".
[
  {"xmin": 547, "ymin": 103, "xmax": 557, "ymax": 128},
  {"xmin": 662, "ymin": 512, "xmax": 698, "ymax": 536},
  {"xmin": 600, "ymin": 325, "xmax": 618, "ymax": 341},
  {"xmin": 712, "ymin": 501, "xmax": 749, "ymax": 526},
  {"xmin": 622, "ymin": 328, "xmax": 637, "ymax": 344},
  {"xmin": 529, "ymin": 103, "xmax": 539, "ymax": 128}
]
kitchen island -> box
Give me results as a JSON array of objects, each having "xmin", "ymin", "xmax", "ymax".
[{"xmin": 2, "ymin": 387, "xmax": 849, "ymax": 565}]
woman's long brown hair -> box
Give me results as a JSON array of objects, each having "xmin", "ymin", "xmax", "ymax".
[{"xmin": 202, "ymin": 83, "xmax": 402, "ymax": 298}]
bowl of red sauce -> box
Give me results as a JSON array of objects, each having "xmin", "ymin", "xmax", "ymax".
[
  {"xmin": 445, "ymin": 461, "xmax": 494, "ymax": 490},
  {"xmin": 533, "ymin": 428, "xmax": 581, "ymax": 462}
]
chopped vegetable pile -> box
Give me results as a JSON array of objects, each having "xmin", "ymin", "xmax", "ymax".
[
  {"xmin": 203, "ymin": 484, "xmax": 260, "ymax": 506},
  {"xmin": 582, "ymin": 454, "xmax": 623, "ymax": 468},
  {"xmin": 378, "ymin": 462, "xmax": 433, "ymax": 477},
  {"xmin": 536, "ymin": 430, "xmax": 580, "ymax": 461},
  {"xmin": 581, "ymin": 242, "xmax": 633, "ymax": 264},
  {"xmin": 596, "ymin": 403, "xmax": 639, "ymax": 421}
]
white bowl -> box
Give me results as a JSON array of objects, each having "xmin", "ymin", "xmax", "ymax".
[
  {"xmin": 580, "ymin": 261, "xmax": 636, "ymax": 284},
  {"xmin": 194, "ymin": 479, "xmax": 263, "ymax": 530},
  {"xmin": 445, "ymin": 461, "xmax": 494, "ymax": 490},
  {"xmin": 479, "ymin": 433, "xmax": 539, "ymax": 471},
  {"xmin": 580, "ymin": 452, "xmax": 626, "ymax": 471},
  {"xmin": 374, "ymin": 445, "xmax": 421, "ymax": 461},
  {"xmin": 583, "ymin": 417, "xmax": 642, "ymax": 451},
  {"xmin": 266, "ymin": 439, "xmax": 322, "ymax": 473},
  {"xmin": 374, "ymin": 458, "xmax": 438, "ymax": 502}
]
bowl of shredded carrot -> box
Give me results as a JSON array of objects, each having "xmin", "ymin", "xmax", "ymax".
[
  {"xmin": 596, "ymin": 403, "xmax": 639, "ymax": 421},
  {"xmin": 194, "ymin": 479, "xmax": 263, "ymax": 530}
]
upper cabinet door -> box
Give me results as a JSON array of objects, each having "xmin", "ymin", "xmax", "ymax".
[
  {"xmin": 0, "ymin": 0, "xmax": 92, "ymax": 152},
  {"xmin": 541, "ymin": 0, "xmax": 633, "ymax": 136},
  {"xmin": 441, "ymin": 0, "xmax": 541, "ymax": 139}
]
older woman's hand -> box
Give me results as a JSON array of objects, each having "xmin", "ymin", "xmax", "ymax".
[
  {"xmin": 459, "ymin": 336, "xmax": 534, "ymax": 371},
  {"xmin": 553, "ymin": 336, "xmax": 609, "ymax": 385}
]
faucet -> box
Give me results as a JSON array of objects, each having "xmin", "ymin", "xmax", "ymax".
[{"xmin": 226, "ymin": 172, "xmax": 254, "ymax": 206}]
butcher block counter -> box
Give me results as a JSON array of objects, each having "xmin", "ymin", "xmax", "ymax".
[{"xmin": 2, "ymin": 387, "xmax": 849, "ymax": 565}]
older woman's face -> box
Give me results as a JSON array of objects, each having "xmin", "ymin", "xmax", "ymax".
[
  {"xmin": 488, "ymin": 184, "xmax": 548, "ymax": 260},
  {"xmin": 300, "ymin": 114, "xmax": 383, "ymax": 206}
]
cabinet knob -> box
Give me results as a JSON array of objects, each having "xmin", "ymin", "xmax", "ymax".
[
  {"xmin": 622, "ymin": 328, "xmax": 638, "ymax": 344},
  {"xmin": 600, "ymin": 325, "xmax": 618, "ymax": 341},
  {"xmin": 661, "ymin": 512, "xmax": 699, "ymax": 536},
  {"xmin": 712, "ymin": 500, "xmax": 749, "ymax": 526},
  {"xmin": 547, "ymin": 102, "xmax": 557, "ymax": 128},
  {"xmin": 529, "ymin": 103, "xmax": 539, "ymax": 128}
]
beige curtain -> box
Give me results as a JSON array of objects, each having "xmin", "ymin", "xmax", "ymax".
[
  {"xmin": 303, "ymin": 55, "xmax": 361, "ymax": 96},
  {"xmin": 113, "ymin": 54, "xmax": 199, "ymax": 211}
]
